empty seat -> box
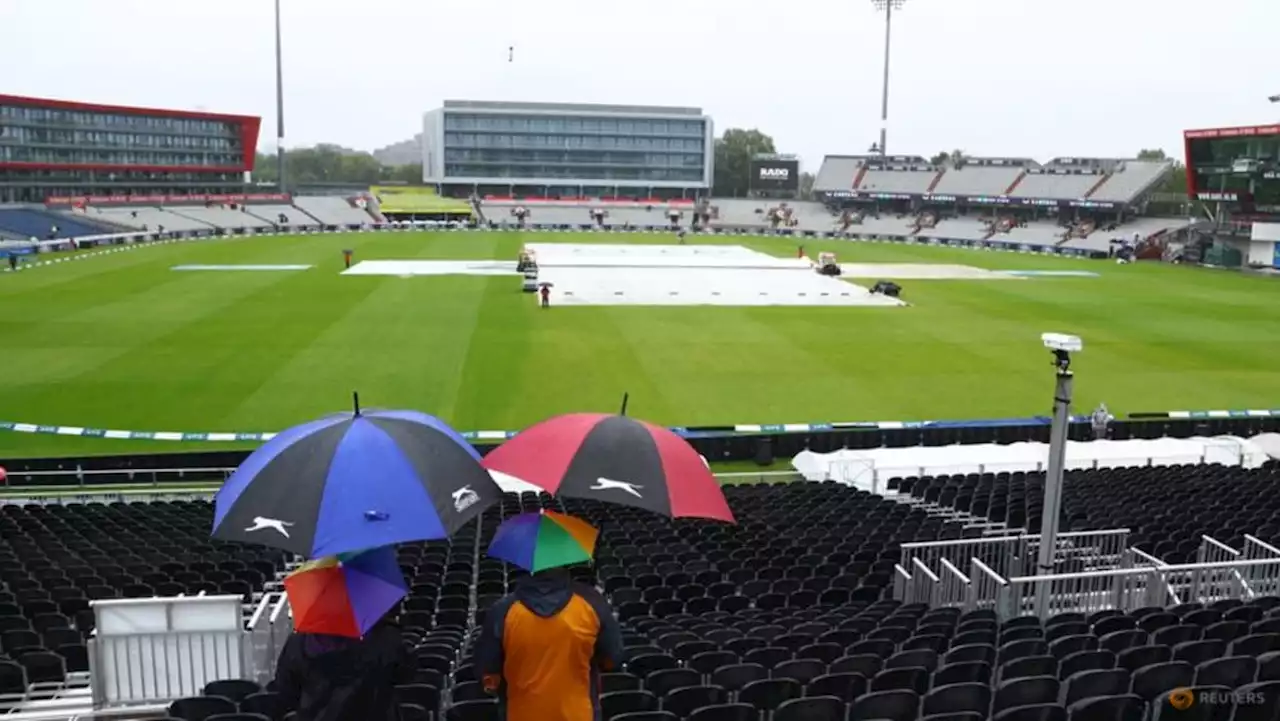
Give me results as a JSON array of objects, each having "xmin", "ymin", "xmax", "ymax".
[
  {"xmin": 1066, "ymin": 693, "xmax": 1144, "ymax": 721},
  {"xmin": 922, "ymin": 682, "xmax": 990, "ymax": 717},
  {"xmin": 168, "ymin": 696, "xmax": 238, "ymax": 721},
  {"xmin": 850, "ymin": 689, "xmax": 919, "ymax": 721}
]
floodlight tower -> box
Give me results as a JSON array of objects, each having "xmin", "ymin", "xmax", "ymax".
[
  {"xmin": 274, "ymin": 0, "xmax": 287, "ymax": 192},
  {"xmin": 871, "ymin": 0, "xmax": 905, "ymax": 157}
]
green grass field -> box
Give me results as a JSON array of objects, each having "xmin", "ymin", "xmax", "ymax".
[{"xmin": 2, "ymin": 230, "xmax": 1279, "ymax": 460}]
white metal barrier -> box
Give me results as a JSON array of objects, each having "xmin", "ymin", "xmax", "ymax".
[
  {"xmin": 88, "ymin": 595, "xmax": 253, "ymax": 710},
  {"xmin": 245, "ymin": 593, "xmax": 292, "ymax": 688},
  {"xmin": 899, "ymin": 529, "xmax": 1131, "ymax": 586},
  {"xmin": 897, "ymin": 532, "xmax": 1280, "ymax": 619}
]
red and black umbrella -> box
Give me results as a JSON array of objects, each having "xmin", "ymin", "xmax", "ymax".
[{"xmin": 481, "ymin": 413, "xmax": 735, "ymax": 524}]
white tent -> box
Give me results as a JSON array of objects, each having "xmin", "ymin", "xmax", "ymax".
[{"xmin": 793, "ymin": 436, "xmax": 1269, "ymax": 493}]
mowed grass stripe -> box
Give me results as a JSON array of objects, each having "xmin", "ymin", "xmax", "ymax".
[{"xmin": 2, "ymin": 231, "xmax": 1280, "ymax": 460}]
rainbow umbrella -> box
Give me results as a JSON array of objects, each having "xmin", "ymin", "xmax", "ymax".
[
  {"xmin": 486, "ymin": 510, "xmax": 598, "ymax": 572},
  {"xmin": 283, "ymin": 546, "xmax": 407, "ymax": 638}
]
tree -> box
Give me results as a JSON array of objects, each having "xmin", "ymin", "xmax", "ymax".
[
  {"xmin": 1137, "ymin": 148, "xmax": 1168, "ymax": 161},
  {"xmin": 250, "ymin": 146, "xmax": 426, "ymax": 188},
  {"xmin": 713, "ymin": 128, "xmax": 776, "ymax": 197},
  {"xmin": 929, "ymin": 151, "xmax": 949, "ymax": 165},
  {"xmin": 799, "ymin": 171, "xmax": 815, "ymax": 200},
  {"xmin": 386, "ymin": 163, "xmax": 424, "ymax": 185}
]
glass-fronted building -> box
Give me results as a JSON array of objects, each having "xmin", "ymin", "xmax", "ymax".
[
  {"xmin": 422, "ymin": 100, "xmax": 714, "ymax": 199},
  {"xmin": 0, "ymin": 94, "xmax": 260, "ymax": 203}
]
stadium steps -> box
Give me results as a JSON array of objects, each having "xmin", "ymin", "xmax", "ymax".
[
  {"xmin": 243, "ymin": 208, "xmax": 284, "ymax": 228},
  {"xmin": 852, "ymin": 165, "xmax": 869, "ymax": 190},
  {"xmin": 1002, "ymin": 170, "xmax": 1028, "ymax": 195},
  {"xmin": 291, "ymin": 204, "xmax": 326, "ymax": 225},
  {"xmin": 1083, "ymin": 171, "xmax": 1114, "ymax": 198},
  {"xmin": 161, "ymin": 208, "xmax": 220, "ymax": 229},
  {"xmin": 881, "ymin": 487, "xmax": 1012, "ymax": 531},
  {"xmin": 926, "ymin": 168, "xmax": 947, "ymax": 193}
]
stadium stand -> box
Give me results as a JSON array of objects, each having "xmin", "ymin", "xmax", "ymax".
[
  {"xmin": 813, "ymin": 156, "xmax": 864, "ymax": 192},
  {"xmin": 154, "ymin": 467, "xmax": 1280, "ymax": 720},
  {"xmin": 0, "ymin": 500, "xmax": 286, "ymax": 715},
  {"xmin": 1089, "ymin": 160, "xmax": 1173, "ymax": 203},
  {"xmin": 887, "ymin": 463, "xmax": 1280, "ymax": 558},
  {"xmin": 243, "ymin": 204, "xmax": 302, "ymax": 227},
  {"xmin": 0, "ymin": 208, "xmax": 112, "ymax": 240},
  {"xmin": 163, "ymin": 205, "xmax": 275, "ymax": 230},
  {"xmin": 1010, "ymin": 169, "xmax": 1107, "ymax": 200},
  {"xmin": 813, "ymin": 154, "xmax": 1174, "ymax": 208},
  {"xmin": 931, "ymin": 165, "xmax": 1024, "ymax": 197},
  {"xmin": 857, "ymin": 167, "xmax": 938, "ymax": 195},
  {"xmin": 86, "ymin": 206, "xmax": 215, "ymax": 233},
  {"xmin": 291, "ymin": 196, "xmax": 379, "ymax": 226}
]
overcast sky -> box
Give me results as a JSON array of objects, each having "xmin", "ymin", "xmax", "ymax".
[{"xmin": 3, "ymin": 0, "xmax": 1276, "ymax": 170}]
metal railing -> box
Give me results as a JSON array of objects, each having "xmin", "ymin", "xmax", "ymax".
[
  {"xmin": 898, "ymin": 529, "xmax": 1131, "ymax": 584},
  {"xmin": 897, "ymin": 532, "xmax": 1280, "ymax": 619},
  {"xmin": 5, "ymin": 467, "xmax": 800, "ymax": 487},
  {"xmin": 244, "ymin": 593, "xmax": 292, "ymax": 688}
]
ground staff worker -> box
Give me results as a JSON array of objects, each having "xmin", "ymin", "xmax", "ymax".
[{"xmin": 475, "ymin": 567, "xmax": 624, "ymax": 721}]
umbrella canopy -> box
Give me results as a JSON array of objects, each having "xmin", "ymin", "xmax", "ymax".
[
  {"xmin": 213, "ymin": 408, "xmax": 502, "ymax": 558},
  {"xmin": 487, "ymin": 510, "xmax": 598, "ymax": 572},
  {"xmin": 481, "ymin": 413, "xmax": 734, "ymax": 523},
  {"xmin": 283, "ymin": 546, "xmax": 407, "ymax": 638}
]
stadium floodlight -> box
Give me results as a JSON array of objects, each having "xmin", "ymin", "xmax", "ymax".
[
  {"xmin": 1034, "ymin": 332, "xmax": 1082, "ymax": 618},
  {"xmin": 274, "ymin": 0, "xmax": 287, "ymax": 192},
  {"xmin": 870, "ymin": 0, "xmax": 906, "ymax": 157}
]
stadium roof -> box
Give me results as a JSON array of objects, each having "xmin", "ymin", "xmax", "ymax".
[
  {"xmin": 1184, "ymin": 123, "xmax": 1280, "ymax": 139},
  {"xmin": 440, "ymin": 100, "xmax": 704, "ymax": 116},
  {"xmin": 0, "ymin": 93, "xmax": 259, "ymax": 123}
]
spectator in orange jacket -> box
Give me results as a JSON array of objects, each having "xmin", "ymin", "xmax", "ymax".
[{"xmin": 475, "ymin": 568, "xmax": 624, "ymax": 721}]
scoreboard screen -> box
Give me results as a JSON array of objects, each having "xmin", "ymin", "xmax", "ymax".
[
  {"xmin": 749, "ymin": 156, "xmax": 800, "ymax": 193},
  {"xmin": 1185, "ymin": 124, "xmax": 1280, "ymax": 214}
]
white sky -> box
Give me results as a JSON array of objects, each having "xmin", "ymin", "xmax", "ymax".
[{"xmin": 3, "ymin": 0, "xmax": 1276, "ymax": 170}]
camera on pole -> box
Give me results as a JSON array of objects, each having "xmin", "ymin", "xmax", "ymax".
[{"xmin": 1034, "ymin": 332, "xmax": 1083, "ymax": 618}]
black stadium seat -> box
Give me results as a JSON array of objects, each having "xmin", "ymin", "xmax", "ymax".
[
  {"xmin": 76, "ymin": 467, "xmax": 1280, "ymax": 721},
  {"xmin": 168, "ymin": 696, "xmax": 237, "ymax": 721}
]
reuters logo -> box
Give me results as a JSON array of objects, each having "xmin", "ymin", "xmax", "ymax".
[{"xmin": 1169, "ymin": 688, "xmax": 1195, "ymax": 711}]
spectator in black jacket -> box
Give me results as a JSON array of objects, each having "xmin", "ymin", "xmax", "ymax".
[{"xmin": 274, "ymin": 615, "xmax": 415, "ymax": 721}]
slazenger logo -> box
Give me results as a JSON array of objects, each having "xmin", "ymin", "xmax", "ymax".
[
  {"xmin": 759, "ymin": 168, "xmax": 790, "ymax": 180},
  {"xmin": 245, "ymin": 517, "xmax": 294, "ymax": 538},
  {"xmin": 452, "ymin": 486, "xmax": 480, "ymax": 512},
  {"xmin": 590, "ymin": 477, "xmax": 644, "ymax": 498}
]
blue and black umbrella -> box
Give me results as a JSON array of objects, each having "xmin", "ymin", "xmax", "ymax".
[{"xmin": 213, "ymin": 395, "xmax": 502, "ymax": 558}]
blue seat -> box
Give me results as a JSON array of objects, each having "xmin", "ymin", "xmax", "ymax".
[{"xmin": 0, "ymin": 209, "xmax": 108, "ymax": 239}]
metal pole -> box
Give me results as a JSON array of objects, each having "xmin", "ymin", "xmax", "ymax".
[
  {"xmin": 274, "ymin": 0, "xmax": 287, "ymax": 192},
  {"xmin": 878, "ymin": 1, "xmax": 894, "ymax": 157},
  {"xmin": 1034, "ymin": 366, "xmax": 1073, "ymax": 618}
]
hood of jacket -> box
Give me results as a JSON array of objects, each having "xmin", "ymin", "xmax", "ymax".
[{"xmin": 513, "ymin": 571, "xmax": 574, "ymax": 618}]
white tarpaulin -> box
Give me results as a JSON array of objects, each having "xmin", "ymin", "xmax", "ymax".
[{"xmin": 793, "ymin": 435, "xmax": 1269, "ymax": 492}]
